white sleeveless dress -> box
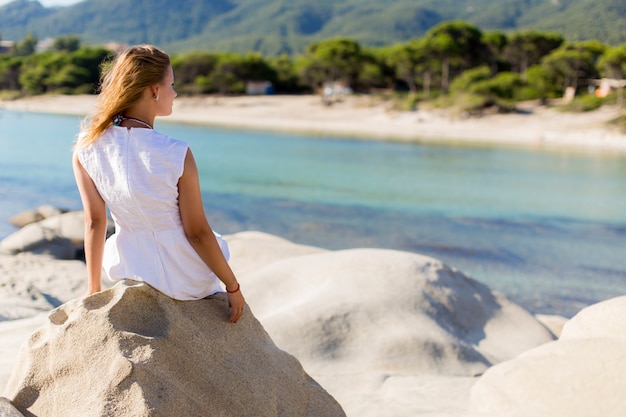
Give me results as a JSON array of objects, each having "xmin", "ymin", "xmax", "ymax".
[{"xmin": 77, "ymin": 126, "xmax": 229, "ymax": 300}]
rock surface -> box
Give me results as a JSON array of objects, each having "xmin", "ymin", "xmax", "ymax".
[
  {"xmin": 225, "ymin": 234, "xmax": 556, "ymax": 416},
  {"xmin": 0, "ymin": 230, "xmax": 564, "ymax": 417},
  {"xmin": 0, "ymin": 253, "xmax": 88, "ymax": 321},
  {"xmin": 468, "ymin": 296, "xmax": 626, "ymax": 417},
  {"xmin": 8, "ymin": 205, "xmax": 64, "ymax": 228},
  {"xmin": 235, "ymin": 246, "xmax": 555, "ymax": 377},
  {"xmin": 0, "ymin": 397, "xmax": 25, "ymax": 417},
  {"xmin": 3, "ymin": 280, "xmax": 345, "ymax": 417},
  {"xmin": 0, "ymin": 210, "xmax": 114, "ymax": 259}
]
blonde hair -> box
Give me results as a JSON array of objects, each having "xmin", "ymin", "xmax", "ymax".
[{"xmin": 76, "ymin": 45, "xmax": 170, "ymax": 148}]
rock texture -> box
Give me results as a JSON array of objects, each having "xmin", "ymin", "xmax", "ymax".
[
  {"xmin": 234, "ymin": 246, "xmax": 555, "ymax": 377},
  {"xmin": 0, "ymin": 253, "xmax": 88, "ymax": 321},
  {"xmin": 0, "ymin": 210, "xmax": 114, "ymax": 259},
  {"xmin": 3, "ymin": 280, "xmax": 345, "ymax": 417},
  {"xmin": 0, "ymin": 397, "xmax": 25, "ymax": 417},
  {"xmin": 0, "ymin": 230, "xmax": 562, "ymax": 417},
  {"xmin": 468, "ymin": 296, "xmax": 626, "ymax": 417},
  {"xmin": 225, "ymin": 234, "xmax": 556, "ymax": 416},
  {"xmin": 8, "ymin": 205, "xmax": 64, "ymax": 229}
]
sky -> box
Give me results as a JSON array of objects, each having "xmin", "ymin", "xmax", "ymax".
[{"xmin": 0, "ymin": 0, "xmax": 83, "ymax": 7}]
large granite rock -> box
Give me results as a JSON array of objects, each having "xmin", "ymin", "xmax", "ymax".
[
  {"xmin": 0, "ymin": 253, "xmax": 88, "ymax": 321},
  {"xmin": 224, "ymin": 237, "xmax": 557, "ymax": 417},
  {"xmin": 468, "ymin": 296, "xmax": 626, "ymax": 417},
  {"xmin": 0, "ymin": 210, "xmax": 114, "ymax": 259},
  {"xmin": 8, "ymin": 205, "xmax": 65, "ymax": 228},
  {"xmin": 2, "ymin": 280, "xmax": 345, "ymax": 417},
  {"xmin": 0, "ymin": 397, "xmax": 24, "ymax": 417},
  {"xmin": 235, "ymin": 247, "xmax": 555, "ymax": 378}
]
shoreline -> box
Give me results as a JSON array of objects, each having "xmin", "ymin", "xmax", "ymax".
[{"xmin": 2, "ymin": 94, "xmax": 626, "ymax": 154}]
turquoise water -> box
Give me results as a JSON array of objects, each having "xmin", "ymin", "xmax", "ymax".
[{"xmin": 1, "ymin": 109, "xmax": 625, "ymax": 316}]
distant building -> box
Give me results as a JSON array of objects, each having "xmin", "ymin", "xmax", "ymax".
[
  {"xmin": 104, "ymin": 42, "xmax": 127, "ymax": 54},
  {"xmin": 35, "ymin": 38, "xmax": 55, "ymax": 53},
  {"xmin": 322, "ymin": 81, "xmax": 353, "ymax": 97},
  {"xmin": 593, "ymin": 78, "xmax": 626, "ymax": 98},
  {"xmin": 246, "ymin": 81, "xmax": 274, "ymax": 95},
  {"xmin": 0, "ymin": 40, "xmax": 14, "ymax": 54}
]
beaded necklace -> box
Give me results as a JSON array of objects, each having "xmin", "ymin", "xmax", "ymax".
[{"xmin": 112, "ymin": 115, "xmax": 153, "ymax": 129}]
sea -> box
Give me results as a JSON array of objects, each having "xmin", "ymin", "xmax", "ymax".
[{"xmin": 1, "ymin": 109, "xmax": 625, "ymax": 317}]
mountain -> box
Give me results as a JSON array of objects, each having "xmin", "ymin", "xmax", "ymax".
[{"xmin": 1, "ymin": 0, "xmax": 625, "ymax": 55}]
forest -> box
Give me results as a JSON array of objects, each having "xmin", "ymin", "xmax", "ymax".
[
  {"xmin": 2, "ymin": 0, "xmax": 626, "ymax": 55},
  {"xmin": 2, "ymin": 21, "xmax": 626, "ymax": 115}
]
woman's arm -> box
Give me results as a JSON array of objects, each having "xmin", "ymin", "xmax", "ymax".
[
  {"xmin": 72, "ymin": 152, "xmax": 107, "ymax": 295},
  {"xmin": 178, "ymin": 149, "xmax": 245, "ymax": 323}
]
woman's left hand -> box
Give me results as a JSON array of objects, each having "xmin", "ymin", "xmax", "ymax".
[{"xmin": 227, "ymin": 290, "xmax": 245, "ymax": 323}]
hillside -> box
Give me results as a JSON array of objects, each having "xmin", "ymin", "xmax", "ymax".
[{"xmin": 1, "ymin": 0, "xmax": 625, "ymax": 55}]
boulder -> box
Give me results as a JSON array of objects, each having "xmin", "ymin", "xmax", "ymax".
[
  {"xmin": 0, "ymin": 211, "xmax": 114, "ymax": 259},
  {"xmin": 0, "ymin": 253, "xmax": 88, "ymax": 321},
  {"xmin": 0, "ymin": 314, "xmax": 49, "ymax": 394},
  {"xmin": 36, "ymin": 211, "xmax": 89, "ymax": 246},
  {"xmin": 225, "ymin": 242, "xmax": 556, "ymax": 417},
  {"xmin": 238, "ymin": 248, "xmax": 555, "ymax": 377},
  {"xmin": 3, "ymin": 280, "xmax": 345, "ymax": 417},
  {"xmin": 8, "ymin": 205, "xmax": 64, "ymax": 228},
  {"xmin": 0, "ymin": 397, "xmax": 24, "ymax": 417},
  {"xmin": 559, "ymin": 295, "xmax": 626, "ymax": 341},
  {"xmin": 0, "ymin": 223, "xmax": 75, "ymax": 259},
  {"xmin": 534, "ymin": 313, "xmax": 568, "ymax": 338},
  {"xmin": 468, "ymin": 296, "xmax": 626, "ymax": 417},
  {"xmin": 226, "ymin": 230, "xmax": 327, "ymax": 276},
  {"xmin": 0, "ymin": 279, "xmax": 57, "ymax": 321}
]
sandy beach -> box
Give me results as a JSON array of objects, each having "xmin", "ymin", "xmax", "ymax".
[{"xmin": 2, "ymin": 93, "xmax": 626, "ymax": 153}]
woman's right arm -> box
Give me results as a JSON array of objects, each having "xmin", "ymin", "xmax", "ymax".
[{"xmin": 72, "ymin": 152, "xmax": 107, "ymax": 295}]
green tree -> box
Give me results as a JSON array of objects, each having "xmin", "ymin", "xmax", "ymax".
[
  {"xmin": 386, "ymin": 40, "xmax": 426, "ymax": 97},
  {"xmin": 295, "ymin": 54, "xmax": 325, "ymax": 93},
  {"xmin": 483, "ymin": 31, "xmax": 508, "ymax": 75},
  {"xmin": 304, "ymin": 38, "xmax": 364, "ymax": 90},
  {"xmin": 0, "ymin": 56, "xmax": 23, "ymax": 90},
  {"xmin": 46, "ymin": 63, "xmax": 91, "ymax": 93},
  {"xmin": 18, "ymin": 54, "xmax": 54, "ymax": 94},
  {"xmin": 503, "ymin": 31, "xmax": 564, "ymax": 81},
  {"xmin": 65, "ymin": 47, "xmax": 111, "ymax": 93},
  {"xmin": 269, "ymin": 54, "xmax": 302, "ymax": 93},
  {"xmin": 352, "ymin": 47, "xmax": 393, "ymax": 92},
  {"xmin": 450, "ymin": 66, "xmax": 492, "ymax": 95},
  {"xmin": 17, "ymin": 46, "xmax": 109, "ymax": 95},
  {"xmin": 237, "ymin": 52, "xmax": 277, "ymax": 84},
  {"xmin": 600, "ymin": 44, "xmax": 626, "ymax": 79},
  {"xmin": 209, "ymin": 53, "xmax": 245, "ymax": 95},
  {"xmin": 451, "ymin": 66, "xmax": 522, "ymax": 112},
  {"xmin": 526, "ymin": 64, "xmax": 557, "ymax": 104},
  {"xmin": 425, "ymin": 21, "xmax": 487, "ymax": 93},
  {"xmin": 172, "ymin": 52, "xmax": 220, "ymax": 94},
  {"xmin": 542, "ymin": 42, "xmax": 602, "ymax": 96},
  {"xmin": 598, "ymin": 44, "xmax": 626, "ymax": 107},
  {"xmin": 52, "ymin": 35, "xmax": 81, "ymax": 52},
  {"xmin": 12, "ymin": 33, "xmax": 38, "ymax": 57}
]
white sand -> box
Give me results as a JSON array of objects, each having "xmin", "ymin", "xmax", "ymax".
[{"xmin": 2, "ymin": 94, "xmax": 626, "ymax": 153}]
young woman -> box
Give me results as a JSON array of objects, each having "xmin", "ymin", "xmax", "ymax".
[{"xmin": 73, "ymin": 44, "xmax": 244, "ymax": 323}]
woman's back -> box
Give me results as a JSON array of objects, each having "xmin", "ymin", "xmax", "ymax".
[
  {"xmin": 76, "ymin": 126, "xmax": 227, "ymax": 300},
  {"xmin": 78, "ymin": 126, "xmax": 187, "ymax": 231}
]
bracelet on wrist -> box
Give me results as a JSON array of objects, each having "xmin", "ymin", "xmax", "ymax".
[{"xmin": 226, "ymin": 283, "xmax": 240, "ymax": 294}]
